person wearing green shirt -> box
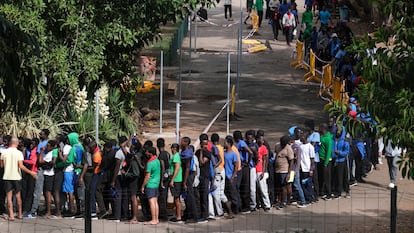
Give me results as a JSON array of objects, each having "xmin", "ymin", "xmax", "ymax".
[
  {"xmin": 141, "ymin": 146, "xmax": 161, "ymax": 225},
  {"xmin": 302, "ymin": 6, "xmax": 313, "ymax": 27},
  {"xmin": 255, "ymin": 0, "xmax": 264, "ymax": 27},
  {"xmin": 319, "ymin": 123, "xmax": 333, "ymax": 200},
  {"xmin": 168, "ymin": 143, "xmax": 183, "ymax": 223}
]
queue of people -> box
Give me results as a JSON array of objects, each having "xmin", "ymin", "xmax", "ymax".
[{"xmin": 0, "ymin": 116, "xmax": 398, "ymax": 224}]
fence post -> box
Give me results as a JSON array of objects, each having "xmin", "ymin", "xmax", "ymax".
[{"xmin": 390, "ymin": 186, "xmax": 397, "ymax": 233}]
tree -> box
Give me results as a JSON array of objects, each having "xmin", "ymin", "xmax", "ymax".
[
  {"xmin": 345, "ymin": 0, "xmax": 414, "ymax": 179},
  {"xmin": 0, "ymin": 0, "xmax": 202, "ymax": 115}
]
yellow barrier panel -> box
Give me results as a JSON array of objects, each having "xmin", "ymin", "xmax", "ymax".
[
  {"xmin": 318, "ymin": 64, "xmax": 333, "ymax": 99},
  {"xmin": 303, "ymin": 49, "xmax": 321, "ymax": 82},
  {"xmin": 290, "ymin": 40, "xmax": 308, "ymax": 70},
  {"xmin": 230, "ymin": 85, "xmax": 236, "ymax": 116},
  {"xmin": 332, "ymin": 77, "xmax": 346, "ymax": 102},
  {"xmin": 242, "ymin": 39, "xmax": 261, "ymax": 45},
  {"xmin": 248, "ymin": 44, "xmax": 267, "ymax": 53}
]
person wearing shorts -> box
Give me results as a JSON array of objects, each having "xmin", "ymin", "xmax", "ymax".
[
  {"xmin": 274, "ymin": 135, "xmax": 294, "ymax": 209},
  {"xmin": 39, "ymin": 140, "xmax": 58, "ymax": 218},
  {"xmin": 141, "ymin": 147, "xmax": 161, "ymax": 225},
  {"xmin": 168, "ymin": 143, "xmax": 183, "ymax": 223},
  {"xmin": 1, "ymin": 137, "xmax": 37, "ymax": 220}
]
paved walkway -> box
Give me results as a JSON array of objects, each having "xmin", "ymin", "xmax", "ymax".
[{"xmin": 2, "ymin": 0, "xmax": 414, "ymax": 232}]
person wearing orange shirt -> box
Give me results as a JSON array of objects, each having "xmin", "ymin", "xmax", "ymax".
[{"xmin": 88, "ymin": 141, "xmax": 103, "ymax": 220}]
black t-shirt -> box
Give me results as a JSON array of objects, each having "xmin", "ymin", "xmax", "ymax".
[
  {"xmin": 195, "ymin": 149, "xmax": 211, "ymax": 179},
  {"xmin": 158, "ymin": 151, "xmax": 170, "ymax": 170}
]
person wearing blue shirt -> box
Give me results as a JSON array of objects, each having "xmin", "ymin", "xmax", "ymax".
[
  {"xmin": 332, "ymin": 126, "xmax": 350, "ymax": 198},
  {"xmin": 317, "ymin": 6, "xmax": 331, "ymax": 27},
  {"xmin": 224, "ymin": 136, "xmax": 239, "ymax": 217},
  {"xmin": 179, "ymin": 136, "xmax": 198, "ymax": 223},
  {"xmin": 233, "ymin": 130, "xmax": 253, "ymax": 213}
]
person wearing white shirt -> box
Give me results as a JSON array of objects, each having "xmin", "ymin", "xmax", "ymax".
[{"xmin": 282, "ymin": 8, "xmax": 296, "ymax": 46}]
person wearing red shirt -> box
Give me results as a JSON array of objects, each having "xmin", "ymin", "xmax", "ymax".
[{"xmin": 255, "ymin": 135, "xmax": 271, "ymax": 211}]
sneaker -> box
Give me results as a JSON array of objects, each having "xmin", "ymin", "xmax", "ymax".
[
  {"xmin": 297, "ymin": 203, "xmax": 308, "ymax": 208},
  {"xmin": 345, "ymin": 192, "xmax": 351, "ymax": 198},
  {"xmin": 169, "ymin": 217, "xmax": 183, "ymax": 223},
  {"xmin": 378, "ymin": 158, "xmax": 383, "ymax": 165},
  {"xmin": 63, "ymin": 213, "xmax": 75, "ymax": 219},
  {"xmin": 264, "ymin": 207, "xmax": 271, "ymax": 212},
  {"xmin": 388, "ymin": 183, "xmax": 395, "ymax": 189},
  {"xmin": 111, "ymin": 219, "xmax": 120, "ymax": 223},
  {"xmin": 75, "ymin": 213, "xmax": 84, "ymax": 219},
  {"xmin": 197, "ymin": 218, "xmax": 208, "ymax": 224},
  {"xmin": 350, "ymin": 181, "xmax": 358, "ymax": 187},
  {"xmin": 23, "ymin": 212, "xmax": 37, "ymax": 219},
  {"xmin": 240, "ymin": 209, "xmax": 251, "ymax": 214},
  {"xmin": 334, "ymin": 195, "xmax": 341, "ymax": 200},
  {"xmin": 277, "ymin": 203, "xmax": 287, "ymax": 209},
  {"xmin": 290, "ymin": 201, "xmax": 298, "ymax": 205},
  {"xmin": 321, "ymin": 194, "xmax": 327, "ymax": 199},
  {"xmin": 91, "ymin": 213, "xmax": 98, "ymax": 220},
  {"xmin": 98, "ymin": 211, "xmax": 110, "ymax": 219},
  {"xmin": 250, "ymin": 208, "xmax": 257, "ymax": 212}
]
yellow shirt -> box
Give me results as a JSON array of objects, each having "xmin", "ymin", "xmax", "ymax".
[
  {"xmin": 216, "ymin": 144, "xmax": 225, "ymax": 170},
  {"xmin": 1, "ymin": 147, "xmax": 24, "ymax": 180}
]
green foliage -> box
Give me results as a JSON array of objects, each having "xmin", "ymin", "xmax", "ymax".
[
  {"xmin": 347, "ymin": 0, "xmax": 414, "ymax": 179},
  {"xmin": 1, "ymin": 0, "xmax": 206, "ymax": 138},
  {"xmin": 0, "ymin": 111, "xmax": 61, "ymax": 138}
]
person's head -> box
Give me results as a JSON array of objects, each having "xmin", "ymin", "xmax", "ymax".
[
  {"xmin": 3, "ymin": 135, "xmax": 11, "ymax": 147},
  {"xmin": 180, "ymin": 136, "xmax": 191, "ymax": 149},
  {"xmin": 156, "ymin": 138, "xmax": 165, "ymax": 149},
  {"xmin": 245, "ymin": 130, "xmax": 255, "ymax": 143},
  {"xmin": 328, "ymin": 117, "xmax": 336, "ymax": 128},
  {"xmin": 9, "ymin": 137, "xmax": 19, "ymax": 148},
  {"xmin": 233, "ymin": 130, "xmax": 243, "ymax": 142},
  {"xmin": 145, "ymin": 146, "xmax": 157, "ymax": 158},
  {"xmin": 300, "ymin": 131, "xmax": 310, "ymax": 144},
  {"xmin": 199, "ymin": 134, "xmax": 209, "ymax": 149},
  {"xmin": 118, "ymin": 135, "xmax": 128, "ymax": 147},
  {"xmin": 224, "ymin": 135, "xmax": 234, "ymax": 150},
  {"xmin": 306, "ymin": 6, "xmax": 311, "ymax": 12},
  {"xmin": 294, "ymin": 127, "xmax": 304, "ymax": 140},
  {"xmin": 319, "ymin": 123, "xmax": 329, "ymax": 134},
  {"xmin": 211, "ymin": 133, "xmax": 220, "ymax": 144},
  {"xmin": 171, "ymin": 143, "xmax": 180, "ymax": 154},
  {"xmin": 280, "ymin": 135, "xmax": 291, "ymax": 149},
  {"xmin": 89, "ymin": 141, "xmax": 98, "ymax": 152},
  {"xmin": 256, "ymin": 135, "xmax": 264, "ymax": 146},
  {"xmin": 46, "ymin": 140, "xmax": 57, "ymax": 151},
  {"xmin": 39, "ymin": 129, "xmax": 50, "ymax": 140},
  {"xmin": 31, "ymin": 138, "xmax": 39, "ymax": 149},
  {"xmin": 104, "ymin": 141, "xmax": 112, "ymax": 151},
  {"xmin": 256, "ymin": 129, "xmax": 265, "ymax": 138}
]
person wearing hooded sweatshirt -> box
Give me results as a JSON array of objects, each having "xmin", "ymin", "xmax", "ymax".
[
  {"xmin": 332, "ymin": 126, "xmax": 350, "ymax": 199},
  {"xmin": 64, "ymin": 132, "xmax": 85, "ymax": 218},
  {"xmin": 318, "ymin": 123, "xmax": 333, "ymax": 200}
]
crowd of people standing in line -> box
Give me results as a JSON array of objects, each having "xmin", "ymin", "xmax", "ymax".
[{"xmin": 0, "ymin": 112, "xmax": 400, "ymax": 224}]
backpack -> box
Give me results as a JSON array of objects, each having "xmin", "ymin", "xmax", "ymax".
[{"xmin": 123, "ymin": 154, "xmax": 140, "ymax": 180}]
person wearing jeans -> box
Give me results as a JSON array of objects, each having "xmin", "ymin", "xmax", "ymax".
[{"xmin": 256, "ymin": 135, "xmax": 271, "ymax": 211}]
